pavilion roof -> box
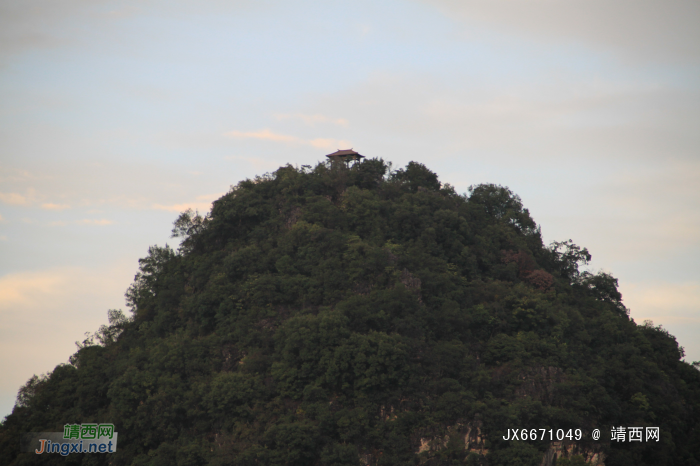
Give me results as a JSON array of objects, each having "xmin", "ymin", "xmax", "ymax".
[{"xmin": 325, "ymin": 149, "xmax": 365, "ymax": 159}]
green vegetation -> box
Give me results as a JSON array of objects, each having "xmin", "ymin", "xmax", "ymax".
[{"xmin": 2, "ymin": 159, "xmax": 699, "ymax": 465}]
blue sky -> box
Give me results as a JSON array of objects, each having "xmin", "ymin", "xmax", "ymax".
[{"xmin": 1, "ymin": 0, "xmax": 699, "ymax": 419}]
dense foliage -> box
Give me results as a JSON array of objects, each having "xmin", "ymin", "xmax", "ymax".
[{"xmin": 2, "ymin": 159, "xmax": 699, "ymax": 465}]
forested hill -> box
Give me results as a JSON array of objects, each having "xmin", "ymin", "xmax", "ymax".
[{"xmin": 2, "ymin": 159, "xmax": 699, "ymax": 466}]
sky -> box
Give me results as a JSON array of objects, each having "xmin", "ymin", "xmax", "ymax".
[{"xmin": 1, "ymin": 0, "xmax": 699, "ymax": 420}]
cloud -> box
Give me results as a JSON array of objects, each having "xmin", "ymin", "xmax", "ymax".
[
  {"xmin": 0, "ymin": 166, "xmax": 38, "ymax": 183},
  {"xmin": 41, "ymin": 203, "xmax": 70, "ymax": 210},
  {"xmin": 152, "ymin": 203, "xmax": 211, "ymax": 213},
  {"xmin": 424, "ymin": 0, "xmax": 700, "ymax": 64},
  {"xmin": 77, "ymin": 219, "xmax": 114, "ymax": 225},
  {"xmin": 0, "ymin": 269, "xmax": 68, "ymax": 308},
  {"xmin": 621, "ymin": 280, "xmax": 700, "ymax": 362},
  {"xmin": 0, "ymin": 0, "xmax": 149, "ymax": 63},
  {"xmin": 107, "ymin": 5, "xmax": 142, "ymax": 20},
  {"xmin": 0, "ymin": 263, "xmax": 134, "ymax": 419},
  {"xmin": 152, "ymin": 193, "xmax": 224, "ymax": 213},
  {"xmin": 0, "ymin": 187, "xmax": 37, "ymax": 206},
  {"xmin": 224, "ymin": 156, "xmax": 283, "ymax": 172},
  {"xmin": 225, "ymin": 128, "xmax": 351, "ymax": 151},
  {"xmin": 0, "ymin": 192, "xmax": 28, "ymax": 205},
  {"xmin": 308, "ymin": 138, "xmax": 353, "ymax": 150},
  {"xmin": 622, "ymin": 281, "xmax": 700, "ymax": 324},
  {"xmin": 274, "ymin": 113, "xmax": 349, "ymax": 127},
  {"xmin": 0, "ymin": 236, "xmax": 6, "ymax": 241},
  {"xmin": 225, "ymin": 129, "xmax": 299, "ymax": 143},
  {"xmin": 561, "ymin": 160, "xmax": 700, "ymax": 261},
  {"xmin": 306, "ymin": 68, "xmax": 698, "ymax": 168}
]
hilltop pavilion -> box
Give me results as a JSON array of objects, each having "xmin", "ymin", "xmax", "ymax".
[{"xmin": 325, "ymin": 149, "xmax": 365, "ymax": 164}]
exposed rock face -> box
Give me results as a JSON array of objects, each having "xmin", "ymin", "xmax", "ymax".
[
  {"xmin": 463, "ymin": 422, "xmax": 489, "ymax": 456},
  {"xmin": 515, "ymin": 366, "xmax": 565, "ymax": 404},
  {"xmin": 411, "ymin": 420, "xmax": 606, "ymax": 466},
  {"xmin": 540, "ymin": 441, "xmax": 606, "ymax": 466},
  {"xmin": 359, "ymin": 451, "xmax": 375, "ymax": 466},
  {"xmin": 414, "ymin": 421, "xmax": 488, "ymax": 462}
]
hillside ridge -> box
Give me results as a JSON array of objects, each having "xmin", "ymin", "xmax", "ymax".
[{"xmin": 2, "ymin": 159, "xmax": 699, "ymax": 466}]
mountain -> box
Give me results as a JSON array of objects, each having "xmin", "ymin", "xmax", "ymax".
[{"xmin": 2, "ymin": 159, "xmax": 699, "ymax": 465}]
